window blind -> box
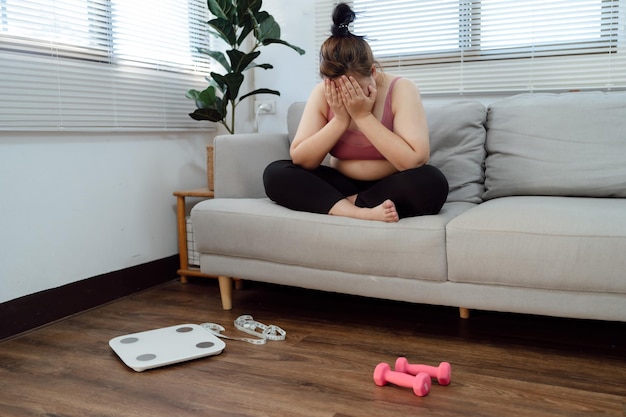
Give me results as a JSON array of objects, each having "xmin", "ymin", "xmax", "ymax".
[
  {"xmin": 315, "ymin": 0, "xmax": 626, "ymax": 94},
  {"xmin": 0, "ymin": 0, "xmax": 213, "ymax": 131}
]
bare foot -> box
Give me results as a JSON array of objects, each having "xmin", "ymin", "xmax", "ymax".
[
  {"xmin": 372, "ymin": 199, "xmax": 400, "ymax": 223},
  {"xmin": 329, "ymin": 199, "xmax": 399, "ymax": 222}
]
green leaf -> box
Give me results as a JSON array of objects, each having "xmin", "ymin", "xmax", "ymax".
[
  {"xmin": 239, "ymin": 88, "xmax": 279, "ymax": 102},
  {"xmin": 187, "ymin": 92, "xmax": 227, "ymax": 122},
  {"xmin": 204, "ymin": 76, "xmax": 223, "ymax": 94},
  {"xmin": 217, "ymin": 96, "xmax": 228, "ymax": 115},
  {"xmin": 207, "ymin": 18, "xmax": 237, "ymax": 46},
  {"xmin": 223, "ymin": 73, "xmax": 245, "ymax": 101},
  {"xmin": 237, "ymin": 0, "xmax": 262, "ymax": 25},
  {"xmin": 186, "ymin": 86, "xmax": 218, "ymax": 109},
  {"xmin": 257, "ymin": 14, "xmax": 280, "ymax": 42},
  {"xmin": 252, "ymin": 63, "xmax": 273, "ymax": 70},
  {"xmin": 197, "ymin": 48, "xmax": 231, "ymax": 72},
  {"xmin": 248, "ymin": 0, "xmax": 263, "ymax": 14},
  {"xmin": 198, "ymin": 86, "xmax": 217, "ymax": 107},
  {"xmin": 207, "ymin": 0, "xmax": 234, "ymax": 20},
  {"xmin": 236, "ymin": 14, "xmax": 255, "ymax": 46},
  {"xmin": 227, "ymin": 50, "xmax": 261, "ymax": 73},
  {"xmin": 253, "ymin": 10, "xmax": 270, "ymax": 23},
  {"xmin": 189, "ymin": 108, "xmax": 224, "ymax": 122},
  {"xmin": 211, "ymin": 72, "xmax": 244, "ymax": 101},
  {"xmin": 185, "ymin": 89, "xmax": 201, "ymax": 100},
  {"xmin": 210, "ymin": 72, "xmax": 227, "ymax": 90},
  {"xmin": 262, "ymin": 39, "xmax": 306, "ymax": 55}
]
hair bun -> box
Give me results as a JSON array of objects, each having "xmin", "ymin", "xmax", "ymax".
[{"xmin": 331, "ymin": 2, "xmax": 356, "ymax": 37}]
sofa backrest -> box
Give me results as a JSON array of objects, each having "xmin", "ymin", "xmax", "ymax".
[
  {"xmin": 288, "ymin": 101, "xmax": 306, "ymax": 142},
  {"xmin": 287, "ymin": 100, "xmax": 488, "ymax": 205},
  {"xmin": 483, "ymin": 91, "xmax": 626, "ymax": 200}
]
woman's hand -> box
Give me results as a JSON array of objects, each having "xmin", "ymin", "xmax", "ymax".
[
  {"xmin": 325, "ymin": 78, "xmax": 350, "ymax": 124},
  {"xmin": 339, "ymin": 75, "xmax": 377, "ymax": 121}
]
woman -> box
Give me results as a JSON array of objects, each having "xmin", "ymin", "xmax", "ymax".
[{"xmin": 263, "ymin": 3, "xmax": 448, "ymax": 222}]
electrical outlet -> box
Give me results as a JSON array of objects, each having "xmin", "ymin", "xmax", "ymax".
[{"xmin": 254, "ymin": 99, "xmax": 276, "ymax": 115}]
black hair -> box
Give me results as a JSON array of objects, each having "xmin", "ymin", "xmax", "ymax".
[
  {"xmin": 330, "ymin": 2, "xmax": 361, "ymax": 38},
  {"xmin": 320, "ymin": 3, "xmax": 377, "ymax": 79}
]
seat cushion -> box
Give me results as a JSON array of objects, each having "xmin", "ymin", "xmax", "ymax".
[
  {"xmin": 192, "ymin": 199, "xmax": 476, "ymax": 282},
  {"xmin": 446, "ymin": 196, "xmax": 626, "ymax": 294}
]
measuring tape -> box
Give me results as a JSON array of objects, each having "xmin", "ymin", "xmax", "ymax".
[{"xmin": 201, "ymin": 315, "xmax": 286, "ymax": 345}]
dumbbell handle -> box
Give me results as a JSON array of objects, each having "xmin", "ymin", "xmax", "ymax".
[
  {"xmin": 383, "ymin": 368, "xmax": 417, "ymax": 388},
  {"xmin": 374, "ymin": 363, "xmax": 431, "ymax": 397},
  {"xmin": 395, "ymin": 357, "xmax": 451, "ymax": 386}
]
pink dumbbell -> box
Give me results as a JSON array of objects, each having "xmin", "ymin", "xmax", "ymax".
[
  {"xmin": 394, "ymin": 357, "xmax": 451, "ymax": 386},
  {"xmin": 373, "ymin": 363, "xmax": 431, "ymax": 397}
]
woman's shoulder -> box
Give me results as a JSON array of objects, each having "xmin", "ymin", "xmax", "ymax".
[
  {"xmin": 308, "ymin": 81, "xmax": 326, "ymax": 101},
  {"xmin": 381, "ymin": 75, "xmax": 418, "ymax": 101},
  {"xmin": 386, "ymin": 75, "xmax": 416, "ymax": 90},
  {"xmin": 307, "ymin": 81, "xmax": 329, "ymax": 110},
  {"xmin": 387, "ymin": 76, "xmax": 420, "ymax": 99},
  {"xmin": 387, "ymin": 76, "xmax": 423, "ymax": 114},
  {"xmin": 300, "ymin": 81, "xmax": 330, "ymax": 121}
]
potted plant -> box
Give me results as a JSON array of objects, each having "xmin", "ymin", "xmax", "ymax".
[{"xmin": 186, "ymin": 0, "xmax": 305, "ymax": 134}]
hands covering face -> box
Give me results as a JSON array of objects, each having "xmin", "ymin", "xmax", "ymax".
[
  {"xmin": 325, "ymin": 78, "xmax": 350, "ymax": 123},
  {"xmin": 325, "ymin": 75, "xmax": 377, "ymax": 122}
]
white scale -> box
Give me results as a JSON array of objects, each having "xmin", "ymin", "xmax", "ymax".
[
  {"xmin": 109, "ymin": 324, "xmax": 226, "ymax": 372},
  {"xmin": 109, "ymin": 316, "xmax": 285, "ymax": 372}
]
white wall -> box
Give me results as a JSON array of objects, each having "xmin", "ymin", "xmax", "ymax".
[
  {"xmin": 253, "ymin": 0, "xmax": 317, "ymax": 134},
  {"xmin": 0, "ymin": 130, "xmax": 212, "ymax": 303}
]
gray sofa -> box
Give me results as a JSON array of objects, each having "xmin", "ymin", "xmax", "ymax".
[{"xmin": 191, "ymin": 91, "xmax": 626, "ymax": 322}]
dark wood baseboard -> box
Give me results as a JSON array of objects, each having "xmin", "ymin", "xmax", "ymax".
[{"xmin": 0, "ymin": 255, "xmax": 179, "ymax": 341}]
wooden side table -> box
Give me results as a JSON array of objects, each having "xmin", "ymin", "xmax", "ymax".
[{"xmin": 173, "ymin": 187, "xmax": 215, "ymax": 284}]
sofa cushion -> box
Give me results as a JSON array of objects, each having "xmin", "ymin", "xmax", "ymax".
[
  {"xmin": 446, "ymin": 196, "xmax": 626, "ymax": 294},
  {"xmin": 483, "ymin": 91, "xmax": 626, "ymax": 200},
  {"xmin": 426, "ymin": 100, "xmax": 487, "ymax": 204},
  {"xmin": 192, "ymin": 199, "xmax": 476, "ymax": 282}
]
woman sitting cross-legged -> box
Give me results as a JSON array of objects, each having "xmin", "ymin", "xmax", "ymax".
[{"xmin": 263, "ymin": 3, "xmax": 449, "ymax": 223}]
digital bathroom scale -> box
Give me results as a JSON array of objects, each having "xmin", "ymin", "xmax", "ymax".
[{"xmin": 109, "ymin": 323, "xmax": 225, "ymax": 372}]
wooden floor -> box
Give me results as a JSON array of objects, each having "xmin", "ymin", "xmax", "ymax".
[{"xmin": 1, "ymin": 279, "xmax": 625, "ymax": 417}]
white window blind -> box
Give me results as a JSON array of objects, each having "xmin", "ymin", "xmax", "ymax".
[
  {"xmin": 0, "ymin": 0, "xmax": 213, "ymax": 131},
  {"xmin": 315, "ymin": 0, "xmax": 626, "ymax": 94}
]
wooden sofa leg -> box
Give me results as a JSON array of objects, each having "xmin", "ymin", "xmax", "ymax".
[
  {"xmin": 459, "ymin": 307, "xmax": 470, "ymax": 319},
  {"xmin": 218, "ymin": 276, "xmax": 233, "ymax": 310}
]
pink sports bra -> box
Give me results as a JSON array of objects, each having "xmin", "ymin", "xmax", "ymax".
[{"xmin": 328, "ymin": 77, "xmax": 400, "ymax": 160}]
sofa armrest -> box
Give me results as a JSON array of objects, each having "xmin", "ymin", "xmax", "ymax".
[{"xmin": 213, "ymin": 133, "xmax": 290, "ymax": 198}]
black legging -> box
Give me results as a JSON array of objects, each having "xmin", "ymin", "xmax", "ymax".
[{"xmin": 263, "ymin": 160, "xmax": 449, "ymax": 219}]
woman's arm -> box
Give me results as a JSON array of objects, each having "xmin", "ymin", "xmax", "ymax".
[
  {"xmin": 339, "ymin": 76, "xmax": 430, "ymax": 171},
  {"xmin": 290, "ymin": 81, "xmax": 350, "ymax": 170}
]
